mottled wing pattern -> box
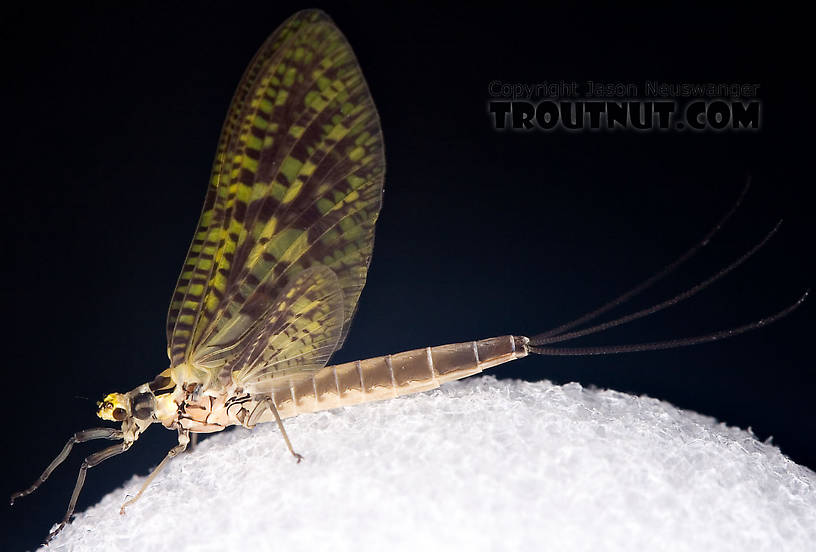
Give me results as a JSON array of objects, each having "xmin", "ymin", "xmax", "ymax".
[
  {"xmin": 165, "ymin": 10, "xmax": 384, "ymax": 389},
  {"xmin": 192, "ymin": 266, "xmax": 344, "ymax": 394}
]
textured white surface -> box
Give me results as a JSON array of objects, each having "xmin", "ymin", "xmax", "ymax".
[{"xmin": 47, "ymin": 377, "xmax": 816, "ymax": 552}]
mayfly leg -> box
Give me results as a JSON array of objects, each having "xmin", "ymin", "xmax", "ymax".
[
  {"xmin": 120, "ymin": 429, "xmax": 190, "ymax": 515},
  {"xmin": 248, "ymin": 397, "xmax": 303, "ymax": 462},
  {"xmin": 46, "ymin": 441, "xmax": 131, "ymax": 543},
  {"xmin": 10, "ymin": 427, "xmax": 123, "ymax": 505}
]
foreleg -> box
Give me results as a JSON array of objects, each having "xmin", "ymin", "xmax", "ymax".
[
  {"xmin": 10, "ymin": 427, "xmax": 123, "ymax": 504},
  {"xmin": 46, "ymin": 441, "xmax": 130, "ymax": 543}
]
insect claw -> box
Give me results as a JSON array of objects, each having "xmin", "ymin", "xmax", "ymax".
[
  {"xmin": 119, "ymin": 493, "xmax": 132, "ymax": 515},
  {"xmin": 45, "ymin": 524, "xmax": 64, "ymax": 545},
  {"xmin": 294, "ymin": 453, "xmax": 304, "ymax": 463}
]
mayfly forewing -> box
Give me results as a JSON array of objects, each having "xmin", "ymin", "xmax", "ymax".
[
  {"xmin": 193, "ymin": 265, "xmax": 345, "ymax": 392},
  {"xmin": 166, "ymin": 9, "xmax": 385, "ymax": 389},
  {"xmin": 13, "ymin": 10, "xmax": 385, "ymax": 545},
  {"xmin": 163, "ymin": 13, "xmax": 308, "ymax": 355}
]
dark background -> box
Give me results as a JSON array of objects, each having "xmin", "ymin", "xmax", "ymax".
[{"xmin": 2, "ymin": 3, "xmax": 811, "ymax": 550}]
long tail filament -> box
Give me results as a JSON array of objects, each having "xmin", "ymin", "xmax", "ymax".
[{"xmin": 526, "ymin": 180, "xmax": 808, "ymax": 356}]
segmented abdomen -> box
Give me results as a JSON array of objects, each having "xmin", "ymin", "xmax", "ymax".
[{"xmin": 270, "ymin": 335, "xmax": 529, "ymax": 419}]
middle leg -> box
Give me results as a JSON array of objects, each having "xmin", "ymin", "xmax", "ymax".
[{"xmin": 119, "ymin": 429, "xmax": 190, "ymax": 514}]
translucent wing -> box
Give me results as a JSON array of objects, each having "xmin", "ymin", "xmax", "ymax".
[
  {"xmin": 191, "ymin": 265, "xmax": 344, "ymax": 394},
  {"xmin": 166, "ymin": 10, "xmax": 384, "ymax": 388}
]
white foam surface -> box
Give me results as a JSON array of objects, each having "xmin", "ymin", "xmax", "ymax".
[{"xmin": 46, "ymin": 377, "xmax": 816, "ymax": 551}]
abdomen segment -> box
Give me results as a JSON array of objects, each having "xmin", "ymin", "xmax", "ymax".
[{"xmin": 270, "ymin": 335, "xmax": 529, "ymax": 419}]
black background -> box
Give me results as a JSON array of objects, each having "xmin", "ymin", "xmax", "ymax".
[{"xmin": 2, "ymin": 3, "xmax": 812, "ymax": 550}]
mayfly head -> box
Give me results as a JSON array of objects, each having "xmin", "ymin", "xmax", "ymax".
[
  {"xmin": 96, "ymin": 392, "xmax": 129, "ymax": 422},
  {"xmin": 95, "ymin": 385, "xmax": 167, "ymax": 443}
]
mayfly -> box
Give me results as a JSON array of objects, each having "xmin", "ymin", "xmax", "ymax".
[{"xmin": 11, "ymin": 9, "xmax": 807, "ymax": 544}]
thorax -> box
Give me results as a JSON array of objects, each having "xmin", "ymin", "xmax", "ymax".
[{"xmin": 156, "ymin": 379, "xmax": 259, "ymax": 434}]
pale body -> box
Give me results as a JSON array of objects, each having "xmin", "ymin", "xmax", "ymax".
[
  {"xmin": 12, "ymin": 8, "xmax": 804, "ymax": 545},
  {"xmin": 12, "ymin": 335, "xmax": 526, "ymax": 540},
  {"xmin": 153, "ymin": 335, "xmax": 528, "ymax": 434}
]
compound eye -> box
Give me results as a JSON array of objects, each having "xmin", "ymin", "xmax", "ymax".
[{"xmin": 112, "ymin": 407, "xmax": 127, "ymax": 421}]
